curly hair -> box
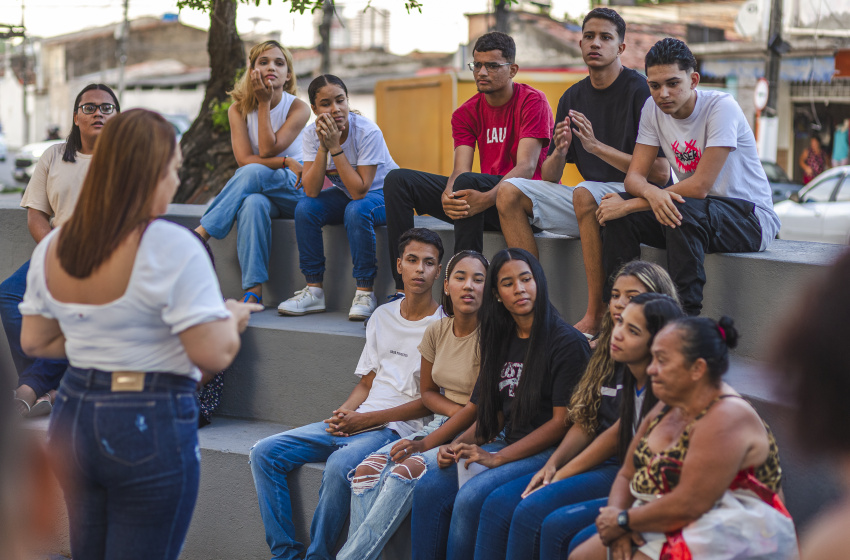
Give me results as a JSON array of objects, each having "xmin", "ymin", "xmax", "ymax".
[
  {"xmin": 645, "ymin": 37, "xmax": 698, "ymax": 73},
  {"xmin": 473, "ymin": 31, "xmax": 516, "ymax": 63}
]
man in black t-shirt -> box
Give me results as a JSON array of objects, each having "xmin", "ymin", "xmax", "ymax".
[{"xmin": 494, "ymin": 7, "xmax": 671, "ymax": 338}]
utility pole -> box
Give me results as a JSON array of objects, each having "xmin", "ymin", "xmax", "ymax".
[
  {"xmin": 763, "ymin": 0, "xmax": 785, "ymax": 117},
  {"xmin": 116, "ymin": 0, "xmax": 130, "ymax": 105},
  {"xmin": 318, "ymin": 0, "xmax": 333, "ymax": 75},
  {"xmin": 20, "ymin": 0, "xmax": 28, "ymax": 145}
]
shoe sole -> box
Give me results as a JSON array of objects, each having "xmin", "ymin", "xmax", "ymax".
[
  {"xmin": 348, "ymin": 312, "xmax": 373, "ymax": 321},
  {"xmin": 278, "ymin": 308, "xmax": 327, "ymax": 316}
]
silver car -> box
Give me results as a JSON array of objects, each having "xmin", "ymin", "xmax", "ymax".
[{"xmin": 774, "ymin": 166, "xmax": 850, "ymax": 244}]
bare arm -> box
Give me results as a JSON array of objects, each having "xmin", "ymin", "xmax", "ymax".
[
  {"xmin": 553, "ymin": 420, "xmax": 619, "ymax": 481},
  {"xmin": 20, "ymin": 315, "xmax": 66, "ymax": 358},
  {"xmin": 522, "ymin": 420, "xmax": 594, "ymax": 497},
  {"xmin": 540, "ymin": 118, "xmax": 572, "ymax": 183},
  {"xmin": 179, "ymin": 299, "xmax": 258, "ymax": 379},
  {"xmin": 228, "ymin": 104, "xmax": 286, "ymax": 169},
  {"xmin": 442, "ymin": 145, "xmax": 476, "ymax": 220},
  {"xmin": 257, "ymin": 94, "xmax": 310, "ymax": 158},
  {"xmin": 27, "ymin": 208, "xmax": 52, "ymax": 243}
]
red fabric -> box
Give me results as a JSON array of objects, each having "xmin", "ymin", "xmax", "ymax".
[
  {"xmin": 657, "ymin": 467, "xmax": 790, "ymax": 559},
  {"xmin": 451, "ymin": 82, "xmax": 553, "ymax": 179}
]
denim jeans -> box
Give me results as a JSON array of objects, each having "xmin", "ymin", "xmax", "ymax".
[
  {"xmin": 473, "ymin": 461, "xmax": 618, "ymax": 560},
  {"xmin": 602, "ymin": 194, "xmax": 762, "ymax": 316},
  {"xmin": 47, "ymin": 367, "xmax": 200, "ymax": 560},
  {"xmin": 555, "ymin": 499, "xmax": 606, "ymax": 558},
  {"xmin": 294, "ymin": 188, "xmax": 386, "ymax": 288},
  {"xmin": 337, "ymin": 416, "xmax": 447, "ymax": 560},
  {"xmin": 410, "ymin": 441, "xmax": 553, "ymax": 560},
  {"xmin": 249, "ymin": 420, "xmax": 399, "ymax": 560},
  {"xmin": 0, "ymin": 260, "xmax": 68, "ymax": 395},
  {"xmin": 199, "ymin": 163, "xmax": 301, "ymax": 290}
]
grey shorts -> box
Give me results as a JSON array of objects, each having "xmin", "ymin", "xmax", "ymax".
[{"xmin": 503, "ymin": 178, "xmax": 624, "ymax": 237}]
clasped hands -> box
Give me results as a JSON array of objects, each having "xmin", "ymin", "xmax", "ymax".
[
  {"xmin": 596, "ymin": 506, "xmax": 645, "ymax": 560},
  {"xmin": 324, "ymin": 408, "xmax": 373, "ymax": 436},
  {"xmin": 316, "ymin": 113, "xmax": 343, "ymax": 155},
  {"xmin": 442, "ymin": 188, "xmax": 492, "ymax": 220},
  {"xmin": 435, "ymin": 441, "xmax": 503, "ymax": 469}
]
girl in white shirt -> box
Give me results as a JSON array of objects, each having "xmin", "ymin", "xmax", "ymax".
[
  {"xmin": 196, "ymin": 41, "xmax": 310, "ymax": 305},
  {"xmin": 20, "ymin": 109, "xmax": 259, "ymax": 560}
]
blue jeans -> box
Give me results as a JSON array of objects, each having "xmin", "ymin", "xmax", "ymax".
[
  {"xmin": 474, "ymin": 462, "xmax": 618, "ymax": 560},
  {"xmin": 47, "ymin": 367, "xmax": 201, "ymax": 560},
  {"xmin": 249, "ymin": 420, "xmax": 399, "ymax": 560},
  {"xmin": 560, "ymin": 504, "xmax": 605, "ymax": 559},
  {"xmin": 338, "ymin": 416, "xmax": 447, "ymax": 560},
  {"xmin": 199, "ymin": 163, "xmax": 301, "ymax": 291},
  {"xmin": 410, "ymin": 441, "xmax": 553, "ymax": 560},
  {"xmin": 0, "ymin": 260, "xmax": 67, "ymax": 395},
  {"xmin": 294, "ymin": 188, "xmax": 386, "ymax": 288}
]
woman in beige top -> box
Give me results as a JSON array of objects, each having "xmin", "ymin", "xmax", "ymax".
[
  {"xmin": 336, "ymin": 250, "xmax": 489, "ymax": 560},
  {"xmin": 3, "ymin": 83, "xmax": 119, "ymax": 416}
]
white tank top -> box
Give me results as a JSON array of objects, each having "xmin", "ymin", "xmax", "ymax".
[{"xmin": 245, "ymin": 91, "xmax": 304, "ymax": 161}]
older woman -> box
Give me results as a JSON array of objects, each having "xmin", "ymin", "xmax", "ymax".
[{"xmin": 571, "ymin": 316, "xmax": 798, "ymax": 560}]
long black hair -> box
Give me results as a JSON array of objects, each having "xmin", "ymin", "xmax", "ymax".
[
  {"xmin": 63, "ymin": 83, "xmax": 120, "ymax": 163},
  {"xmin": 475, "ymin": 248, "xmax": 559, "ymax": 442},
  {"xmin": 617, "ymin": 293, "xmax": 683, "ymax": 462}
]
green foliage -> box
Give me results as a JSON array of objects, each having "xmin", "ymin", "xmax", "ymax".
[
  {"xmin": 209, "ymin": 97, "xmax": 233, "ymax": 133},
  {"xmin": 174, "ymin": 0, "xmax": 516, "ymax": 16}
]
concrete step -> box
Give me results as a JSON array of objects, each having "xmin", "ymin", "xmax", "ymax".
[{"xmin": 24, "ymin": 415, "xmax": 412, "ymax": 560}]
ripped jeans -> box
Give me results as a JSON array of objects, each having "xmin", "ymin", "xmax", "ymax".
[
  {"xmin": 46, "ymin": 367, "xmax": 200, "ymax": 560},
  {"xmin": 337, "ymin": 416, "xmax": 448, "ymax": 560}
]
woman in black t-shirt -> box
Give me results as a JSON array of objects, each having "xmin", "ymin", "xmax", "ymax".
[{"xmin": 410, "ymin": 248, "xmax": 591, "ymax": 560}]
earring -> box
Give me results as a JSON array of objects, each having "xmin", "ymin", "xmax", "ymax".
[
  {"xmin": 497, "ymin": 298, "xmax": 502, "ymax": 302},
  {"xmin": 445, "ymin": 291, "xmax": 449, "ymax": 295}
]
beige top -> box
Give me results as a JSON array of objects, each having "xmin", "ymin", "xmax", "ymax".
[
  {"xmin": 417, "ymin": 316, "xmax": 479, "ymax": 405},
  {"xmin": 20, "ymin": 143, "xmax": 91, "ymax": 228}
]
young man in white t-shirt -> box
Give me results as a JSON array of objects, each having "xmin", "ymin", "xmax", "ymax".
[
  {"xmin": 598, "ymin": 38, "xmax": 780, "ymax": 315},
  {"xmin": 250, "ymin": 228, "xmax": 444, "ymax": 560}
]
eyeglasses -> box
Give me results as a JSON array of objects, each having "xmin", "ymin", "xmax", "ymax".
[
  {"xmin": 467, "ymin": 61, "xmax": 512, "ymax": 72},
  {"xmin": 77, "ymin": 103, "xmax": 116, "ymax": 115}
]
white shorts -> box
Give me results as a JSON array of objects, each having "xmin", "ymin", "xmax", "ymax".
[{"xmin": 504, "ymin": 178, "xmax": 624, "ymax": 237}]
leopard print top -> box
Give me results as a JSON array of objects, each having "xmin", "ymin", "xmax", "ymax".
[{"xmin": 630, "ymin": 394, "xmax": 782, "ymax": 496}]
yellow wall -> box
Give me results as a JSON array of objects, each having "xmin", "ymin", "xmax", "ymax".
[{"xmin": 376, "ymin": 70, "xmax": 589, "ymax": 186}]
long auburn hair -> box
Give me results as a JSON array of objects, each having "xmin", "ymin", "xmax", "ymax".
[
  {"xmin": 615, "ymin": 293, "xmax": 682, "ymax": 462},
  {"xmin": 230, "ymin": 41, "xmax": 298, "ymax": 119},
  {"xmin": 569, "ymin": 261, "xmax": 679, "ymax": 435},
  {"xmin": 475, "ymin": 248, "xmax": 560, "ymax": 442},
  {"xmin": 63, "ymin": 84, "xmax": 120, "ymax": 163},
  {"xmin": 57, "ymin": 109, "xmax": 176, "ymax": 278}
]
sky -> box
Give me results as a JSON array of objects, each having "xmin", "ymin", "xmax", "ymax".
[{"xmin": 1, "ymin": 0, "xmax": 590, "ymax": 54}]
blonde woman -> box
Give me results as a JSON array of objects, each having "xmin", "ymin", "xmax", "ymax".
[{"xmin": 196, "ymin": 41, "xmax": 310, "ymax": 305}]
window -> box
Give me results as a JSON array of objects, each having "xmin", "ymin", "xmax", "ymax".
[
  {"xmin": 802, "ymin": 173, "xmax": 843, "ymax": 203},
  {"xmin": 835, "ymin": 180, "xmax": 850, "ymax": 202}
]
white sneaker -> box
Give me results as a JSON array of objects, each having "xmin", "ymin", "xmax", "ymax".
[
  {"xmin": 348, "ymin": 291, "xmax": 377, "ymax": 321},
  {"xmin": 278, "ymin": 286, "xmax": 326, "ymax": 316}
]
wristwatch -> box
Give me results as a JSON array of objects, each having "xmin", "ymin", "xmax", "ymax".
[{"xmin": 617, "ymin": 510, "xmax": 631, "ymax": 532}]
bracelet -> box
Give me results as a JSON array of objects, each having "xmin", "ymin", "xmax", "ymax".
[{"xmin": 330, "ymin": 150, "xmax": 344, "ymax": 158}]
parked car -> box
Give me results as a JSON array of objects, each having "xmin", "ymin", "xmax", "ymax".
[
  {"xmin": 773, "ymin": 165, "xmax": 850, "ymax": 244},
  {"xmin": 0, "ymin": 132, "xmax": 7, "ymax": 162},
  {"xmin": 761, "ymin": 160, "xmax": 802, "ymax": 203},
  {"xmin": 162, "ymin": 114, "xmax": 191, "ymax": 142},
  {"xmin": 13, "ymin": 139, "xmax": 64, "ymax": 183}
]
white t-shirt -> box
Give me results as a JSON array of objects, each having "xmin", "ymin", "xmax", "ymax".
[
  {"xmin": 246, "ymin": 91, "xmax": 304, "ymax": 161},
  {"xmin": 19, "ymin": 220, "xmax": 231, "ymax": 381},
  {"xmin": 354, "ymin": 298, "xmax": 442, "ymax": 438},
  {"xmin": 637, "ymin": 90, "xmax": 780, "ymax": 250},
  {"xmin": 20, "ymin": 143, "xmax": 91, "ymax": 228},
  {"xmin": 302, "ymin": 112, "xmax": 399, "ymax": 198}
]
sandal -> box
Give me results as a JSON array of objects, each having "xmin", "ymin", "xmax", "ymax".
[
  {"xmin": 242, "ymin": 292, "xmax": 262, "ymax": 305},
  {"xmin": 13, "ymin": 391, "xmax": 32, "ymax": 417},
  {"xmin": 28, "ymin": 390, "xmax": 56, "ymax": 418}
]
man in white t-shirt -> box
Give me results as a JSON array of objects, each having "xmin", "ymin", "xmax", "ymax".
[
  {"xmin": 598, "ymin": 38, "xmax": 779, "ymax": 315},
  {"xmin": 250, "ymin": 228, "xmax": 444, "ymax": 560}
]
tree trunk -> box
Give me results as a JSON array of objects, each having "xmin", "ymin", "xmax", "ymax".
[
  {"xmin": 494, "ymin": 0, "xmax": 510, "ymax": 33},
  {"xmin": 174, "ymin": 0, "xmax": 244, "ymax": 204},
  {"xmin": 318, "ymin": 0, "xmax": 333, "ymax": 75}
]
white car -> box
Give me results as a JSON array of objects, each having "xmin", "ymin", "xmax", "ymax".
[
  {"xmin": 774, "ymin": 165, "xmax": 850, "ymax": 244},
  {"xmin": 13, "ymin": 139, "xmax": 64, "ymax": 183}
]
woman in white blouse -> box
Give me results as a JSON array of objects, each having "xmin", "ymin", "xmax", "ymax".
[{"xmin": 19, "ymin": 109, "xmax": 260, "ymax": 560}]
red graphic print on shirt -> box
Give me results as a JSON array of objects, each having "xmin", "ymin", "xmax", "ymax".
[
  {"xmin": 500, "ymin": 361, "xmax": 523, "ymax": 397},
  {"xmin": 671, "ymin": 139, "xmax": 701, "ymax": 173}
]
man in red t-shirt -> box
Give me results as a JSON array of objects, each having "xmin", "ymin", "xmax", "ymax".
[{"xmin": 384, "ymin": 32, "xmax": 553, "ymax": 291}]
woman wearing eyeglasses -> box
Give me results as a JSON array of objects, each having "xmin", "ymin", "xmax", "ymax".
[{"xmin": 2, "ymin": 83, "xmax": 120, "ymax": 418}]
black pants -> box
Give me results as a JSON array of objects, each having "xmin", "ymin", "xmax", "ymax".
[
  {"xmin": 602, "ymin": 194, "xmax": 762, "ymax": 316},
  {"xmin": 384, "ymin": 169, "xmax": 502, "ymax": 289}
]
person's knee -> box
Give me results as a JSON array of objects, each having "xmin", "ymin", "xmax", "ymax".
[
  {"xmin": 573, "ymin": 187, "xmax": 599, "ymax": 219},
  {"xmin": 239, "ymin": 193, "xmax": 272, "ymax": 217},
  {"xmin": 390, "ymin": 455, "xmax": 427, "ymax": 481},
  {"xmin": 351, "ymin": 453, "xmax": 388, "ymax": 495},
  {"xmin": 248, "ymin": 436, "xmax": 277, "ymax": 472},
  {"xmin": 495, "ymin": 181, "xmax": 528, "ymax": 215},
  {"xmin": 294, "ymin": 196, "xmax": 322, "ymax": 222},
  {"xmin": 453, "ymin": 172, "xmax": 481, "ymax": 192},
  {"xmin": 343, "ymin": 198, "xmax": 373, "ymax": 226}
]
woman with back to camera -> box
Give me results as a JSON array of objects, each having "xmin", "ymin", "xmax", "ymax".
[
  {"xmin": 278, "ymin": 74, "xmax": 399, "ymax": 321},
  {"xmin": 196, "ymin": 40, "xmax": 310, "ymax": 305},
  {"xmin": 410, "ymin": 248, "xmax": 591, "ymax": 560},
  {"xmin": 337, "ymin": 250, "xmax": 489, "ymax": 560},
  {"xmin": 1, "ymin": 83, "xmax": 119, "ymax": 417},
  {"xmin": 571, "ymin": 316, "xmax": 798, "ymax": 560},
  {"xmin": 19, "ymin": 109, "xmax": 260, "ymax": 560},
  {"xmin": 772, "ymin": 251, "xmax": 850, "ymax": 560}
]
